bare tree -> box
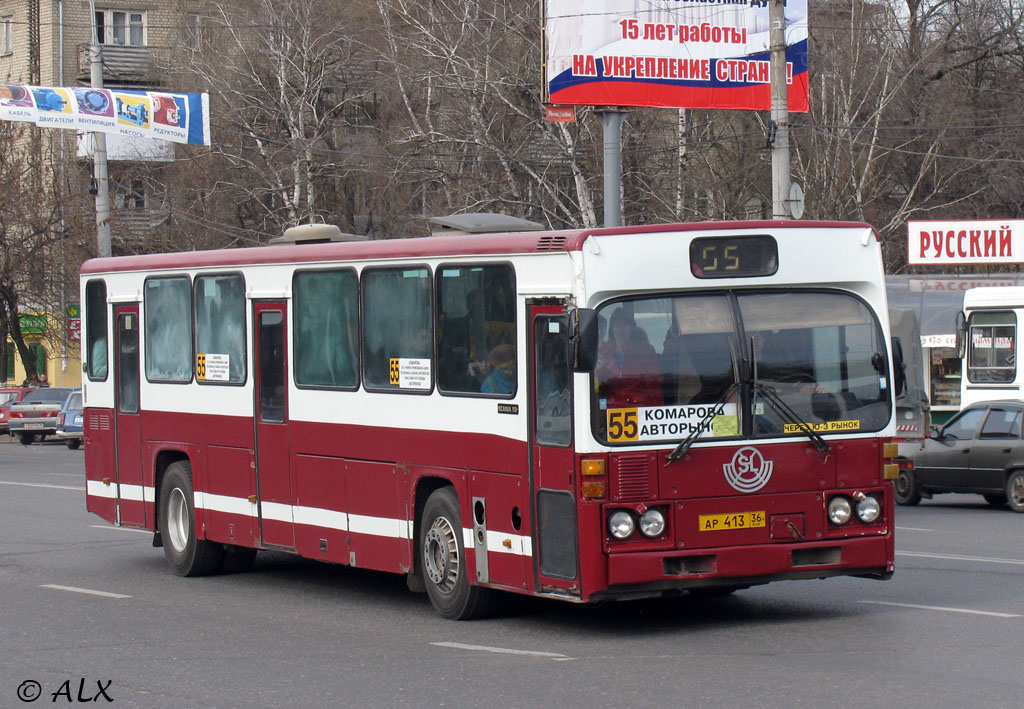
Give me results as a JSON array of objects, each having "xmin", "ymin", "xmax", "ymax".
[{"xmin": 0, "ymin": 125, "xmax": 84, "ymax": 381}]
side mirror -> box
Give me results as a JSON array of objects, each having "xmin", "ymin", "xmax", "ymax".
[
  {"xmin": 891, "ymin": 336, "xmax": 907, "ymax": 397},
  {"xmin": 569, "ymin": 307, "xmax": 599, "ymax": 373},
  {"xmin": 955, "ymin": 310, "xmax": 967, "ymax": 359}
]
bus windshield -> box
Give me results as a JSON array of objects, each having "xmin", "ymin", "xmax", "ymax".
[{"xmin": 593, "ymin": 291, "xmax": 891, "ymax": 444}]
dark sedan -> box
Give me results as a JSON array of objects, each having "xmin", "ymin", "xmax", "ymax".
[{"xmin": 897, "ymin": 400, "xmax": 1024, "ymax": 512}]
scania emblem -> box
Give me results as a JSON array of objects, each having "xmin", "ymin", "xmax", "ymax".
[{"xmin": 723, "ymin": 446, "xmax": 773, "ymax": 493}]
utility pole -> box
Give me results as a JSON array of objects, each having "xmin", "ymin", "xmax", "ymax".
[
  {"xmin": 769, "ymin": 0, "xmax": 791, "ymax": 219},
  {"xmin": 88, "ymin": 0, "xmax": 112, "ymax": 257},
  {"xmin": 599, "ymin": 110, "xmax": 625, "ymax": 227}
]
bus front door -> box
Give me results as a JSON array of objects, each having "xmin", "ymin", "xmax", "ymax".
[
  {"xmin": 114, "ymin": 305, "xmax": 146, "ymax": 528},
  {"xmin": 253, "ymin": 301, "xmax": 294, "ymax": 549},
  {"xmin": 529, "ymin": 306, "xmax": 580, "ymax": 595}
]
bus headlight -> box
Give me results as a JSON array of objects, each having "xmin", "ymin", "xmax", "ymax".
[
  {"xmin": 608, "ymin": 510, "xmax": 635, "ymax": 539},
  {"xmin": 828, "ymin": 497, "xmax": 852, "ymax": 525},
  {"xmin": 856, "ymin": 495, "xmax": 881, "ymax": 523},
  {"xmin": 639, "ymin": 508, "xmax": 666, "ymax": 538}
]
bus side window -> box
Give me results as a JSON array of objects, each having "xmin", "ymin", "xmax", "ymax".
[
  {"xmin": 144, "ymin": 276, "xmax": 192, "ymax": 382},
  {"xmin": 293, "ymin": 269, "xmax": 358, "ymax": 389},
  {"xmin": 437, "ymin": 264, "xmax": 516, "ymax": 395},
  {"xmin": 362, "ymin": 267, "xmax": 432, "ymax": 390},
  {"xmin": 85, "ymin": 279, "xmax": 109, "ymax": 381},
  {"xmin": 195, "ymin": 273, "xmax": 246, "ymax": 384}
]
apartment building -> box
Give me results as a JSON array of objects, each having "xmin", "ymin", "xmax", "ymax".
[
  {"xmin": 1, "ymin": 2, "xmax": 207, "ymax": 386},
  {"xmin": 1, "ymin": 1, "xmax": 206, "ymax": 249}
]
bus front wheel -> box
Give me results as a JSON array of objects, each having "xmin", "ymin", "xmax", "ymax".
[
  {"xmin": 159, "ymin": 461, "xmax": 223, "ymax": 576},
  {"xmin": 420, "ymin": 487, "xmax": 492, "ymax": 620}
]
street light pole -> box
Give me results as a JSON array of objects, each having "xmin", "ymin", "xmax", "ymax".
[
  {"xmin": 769, "ymin": 0, "xmax": 791, "ymax": 220},
  {"xmin": 87, "ymin": 0, "xmax": 112, "ymax": 257}
]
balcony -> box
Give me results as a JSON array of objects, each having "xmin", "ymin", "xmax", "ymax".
[{"xmin": 77, "ymin": 44, "xmax": 168, "ymax": 85}]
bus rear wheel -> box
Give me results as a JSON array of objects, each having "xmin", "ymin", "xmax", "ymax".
[
  {"xmin": 159, "ymin": 461, "xmax": 223, "ymax": 576},
  {"xmin": 420, "ymin": 487, "xmax": 492, "ymax": 620}
]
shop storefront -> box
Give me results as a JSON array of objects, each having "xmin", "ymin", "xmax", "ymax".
[{"xmin": 887, "ymin": 274, "xmax": 1024, "ymax": 425}]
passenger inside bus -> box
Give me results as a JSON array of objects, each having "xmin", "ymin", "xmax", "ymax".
[
  {"xmin": 480, "ymin": 344, "xmax": 516, "ymax": 394},
  {"xmin": 596, "ymin": 308, "xmax": 663, "ymax": 408}
]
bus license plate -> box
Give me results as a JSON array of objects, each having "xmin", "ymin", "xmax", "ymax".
[
  {"xmin": 24, "ymin": 422, "xmax": 44, "ymax": 429},
  {"xmin": 699, "ymin": 511, "xmax": 766, "ymax": 532}
]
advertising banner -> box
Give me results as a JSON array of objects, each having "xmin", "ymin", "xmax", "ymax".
[
  {"xmin": 0, "ymin": 85, "xmax": 210, "ymax": 146},
  {"xmin": 907, "ymin": 220, "xmax": 1024, "ymax": 266},
  {"xmin": 544, "ymin": 0, "xmax": 808, "ymax": 111}
]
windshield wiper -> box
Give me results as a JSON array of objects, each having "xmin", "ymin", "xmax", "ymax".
[
  {"xmin": 754, "ymin": 382, "xmax": 832, "ymax": 457},
  {"xmin": 666, "ymin": 381, "xmax": 739, "ymax": 464}
]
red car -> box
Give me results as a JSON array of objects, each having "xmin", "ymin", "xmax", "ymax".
[{"xmin": 0, "ymin": 387, "xmax": 35, "ymax": 434}]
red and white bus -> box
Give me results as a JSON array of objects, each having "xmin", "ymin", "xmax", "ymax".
[{"xmin": 81, "ymin": 220, "xmax": 900, "ymax": 619}]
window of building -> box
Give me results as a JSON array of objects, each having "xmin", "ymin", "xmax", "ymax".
[
  {"xmin": 184, "ymin": 14, "xmax": 201, "ymax": 51},
  {"xmin": 361, "ymin": 267, "xmax": 432, "ymax": 391},
  {"xmin": 85, "ymin": 279, "xmax": 108, "ymax": 381},
  {"xmin": 115, "ymin": 179, "xmax": 145, "ymax": 210},
  {"xmin": 194, "ymin": 274, "xmax": 246, "ymax": 384},
  {"xmin": 144, "ymin": 276, "xmax": 192, "ymax": 382},
  {"xmin": 95, "ymin": 9, "xmax": 145, "ymax": 46},
  {"xmin": 293, "ymin": 269, "xmax": 359, "ymax": 389},
  {"xmin": 436, "ymin": 264, "xmax": 516, "ymax": 395},
  {"xmin": 2, "ymin": 16, "xmax": 13, "ymax": 55}
]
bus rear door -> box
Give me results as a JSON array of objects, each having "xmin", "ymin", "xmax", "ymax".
[
  {"xmin": 253, "ymin": 301, "xmax": 294, "ymax": 549},
  {"xmin": 114, "ymin": 304, "xmax": 146, "ymax": 527}
]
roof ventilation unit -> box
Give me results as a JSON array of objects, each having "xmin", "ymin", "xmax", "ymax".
[{"xmin": 428, "ymin": 213, "xmax": 544, "ymax": 236}]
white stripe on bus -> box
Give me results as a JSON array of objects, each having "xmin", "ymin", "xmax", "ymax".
[{"xmin": 85, "ymin": 487, "xmax": 532, "ymax": 557}]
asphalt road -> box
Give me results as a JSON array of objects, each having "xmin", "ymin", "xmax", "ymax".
[{"xmin": 2, "ymin": 437, "xmax": 1023, "ymax": 708}]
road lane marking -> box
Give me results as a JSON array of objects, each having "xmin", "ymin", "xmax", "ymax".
[
  {"xmin": 432, "ymin": 641, "xmax": 573, "ymax": 661},
  {"xmin": 89, "ymin": 525, "xmax": 151, "ymax": 534},
  {"xmin": 895, "ymin": 526, "xmax": 933, "ymax": 532},
  {"xmin": 897, "ymin": 550, "xmax": 1024, "ymax": 566},
  {"xmin": 859, "ymin": 600, "xmax": 1020, "ymax": 618},
  {"xmin": 40, "ymin": 584, "xmax": 131, "ymax": 599},
  {"xmin": 0, "ymin": 480, "xmax": 83, "ymax": 491}
]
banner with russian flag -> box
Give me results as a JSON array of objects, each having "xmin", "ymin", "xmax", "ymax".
[
  {"xmin": 0, "ymin": 85, "xmax": 211, "ymax": 146},
  {"xmin": 544, "ymin": 0, "xmax": 808, "ymax": 112}
]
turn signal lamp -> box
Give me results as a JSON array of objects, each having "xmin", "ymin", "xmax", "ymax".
[
  {"xmin": 883, "ymin": 464, "xmax": 899, "ymax": 481},
  {"xmin": 581, "ymin": 459, "xmax": 605, "ymax": 476},
  {"xmin": 581, "ymin": 481, "xmax": 606, "ymax": 499},
  {"xmin": 882, "ymin": 442, "xmax": 899, "ymax": 459}
]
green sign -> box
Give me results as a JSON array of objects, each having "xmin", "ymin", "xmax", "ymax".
[{"xmin": 19, "ymin": 314, "xmax": 47, "ymax": 335}]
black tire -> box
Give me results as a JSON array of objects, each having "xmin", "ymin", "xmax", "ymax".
[
  {"xmin": 420, "ymin": 487, "xmax": 492, "ymax": 620},
  {"xmin": 66, "ymin": 439, "xmax": 82, "ymax": 450},
  {"xmin": 1006, "ymin": 471, "xmax": 1024, "ymax": 513},
  {"xmin": 983, "ymin": 494, "xmax": 1007, "ymax": 508},
  {"xmin": 18, "ymin": 432, "xmax": 36, "ymax": 445},
  {"xmin": 158, "ymin": 461, "xmax": 223, "ymax": 576},
  {"xmin": 894, "ymin": 468, "xmax": 921, "ymax": 506},
  {"xmin": 220, "ymin": 546, "xmax": 257, "ymax": 573}
]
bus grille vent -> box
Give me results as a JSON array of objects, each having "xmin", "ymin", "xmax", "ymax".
[
  {"xmin": 612, "ymin": 454, "xmax": 654, "ymax": 501},
  {"xmin": 88, "ymin": 412, "xmax": 111, "ymax": 431},
  {"xmin": 536, "ymin": 235, "xmax": 567, "ymax": 251}
]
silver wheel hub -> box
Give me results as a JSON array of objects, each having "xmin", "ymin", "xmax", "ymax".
[
  {"xmin": 1011, "ymin": 477, "xmax": 1024, "ymax": 506},
  {"xmin": 423, "ymin": 516, "xmax": 459, "ymax": 594},
  {"xmin": 167, "ymin": 487, "xmax": 190, "ymax": 553}
]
